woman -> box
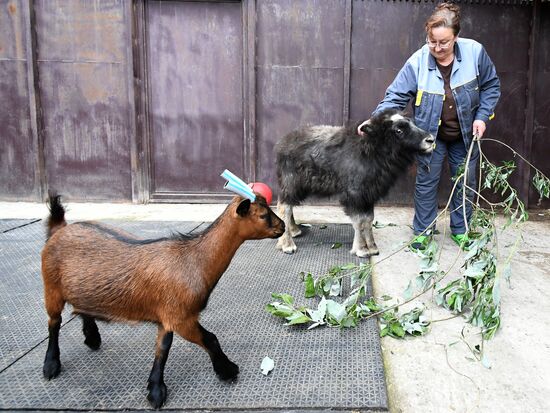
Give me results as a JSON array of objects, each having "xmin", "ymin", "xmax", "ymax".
[{"xmin": 363, "ymin": 3, "xmax": 500, "ymax": 250}]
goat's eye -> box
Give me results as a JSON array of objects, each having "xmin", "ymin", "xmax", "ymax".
[
  {"xmin": 395, "ymin": 128, "xmax": 403, "ymax": 136},
  {"xmin": 260, "ymin": 212, "xmax": 272, "ymax": 227}
]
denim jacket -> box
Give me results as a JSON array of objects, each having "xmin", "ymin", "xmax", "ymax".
[{"xmin": 374, "ymin": 38, "xmax": 500, "ymax": 153}]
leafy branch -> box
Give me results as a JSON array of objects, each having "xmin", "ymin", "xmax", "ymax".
[{"xmin": 266, "ymin": 136, "xmax": 550, "ymax": 347}]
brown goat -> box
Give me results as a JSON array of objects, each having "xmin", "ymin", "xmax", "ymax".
[{"xmin": 41, "ymin": 194, "xmax": 284, "ymax": 408}]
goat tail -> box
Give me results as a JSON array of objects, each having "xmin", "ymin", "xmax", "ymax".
[{"xmin": 46, "ymin": 192, "xmax": 67, "ymax": 240}]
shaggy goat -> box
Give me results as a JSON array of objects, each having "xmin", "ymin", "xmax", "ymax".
[
  {"xmin": 275, "ymin": 109, "xmax": 434, "ymax": 257},
  {"xmin": 41, "ymin": 194, "xmax": 284, "ymax": 408}
]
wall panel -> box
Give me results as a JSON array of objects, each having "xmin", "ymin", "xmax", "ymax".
[
  {"xmin": 255, "ymin": 0, "xmax": 347, "ymax": 189},
  {"xmin": 0, "ymin": 0, "xmax": 38, "ymax": 201},
  {"xmin": 145, "ymin": 0, "xmax": 243, "ymax": 198},
  {"xmin": 36, "ymin": 0, "xmax": 133, "ymax": 201}
]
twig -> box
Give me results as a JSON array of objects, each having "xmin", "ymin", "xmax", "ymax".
[
  {"xmin": 481, "ymin": 137, "xmax": 548, "ymax": 177},
  {"xmin": 461, "ymin": 133, "xmax": 480, "ymax": 233},
  {"xmin": 374, "ymin": 171, "xmax": 466, "ymax": 267},
  {"xmin": 431, "ymin": 313, "xmax": 464, "ymax": 323}
]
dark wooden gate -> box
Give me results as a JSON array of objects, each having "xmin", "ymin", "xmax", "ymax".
[
  {"xmin": 1, "ymin": 0, "xmax": 549, "ymax": 208},
  {"xmin": 143, "ymin": 0, "xmax": 245, "ymax": 201}
]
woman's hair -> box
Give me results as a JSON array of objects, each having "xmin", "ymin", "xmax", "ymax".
[{"xmin": 425, "ymin": 2, "xmax": 461, "ymax": 36}]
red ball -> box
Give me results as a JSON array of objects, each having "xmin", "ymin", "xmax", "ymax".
[{"xmin": 249, "ymin": 182, "xmax": 273, "ymax": 204}]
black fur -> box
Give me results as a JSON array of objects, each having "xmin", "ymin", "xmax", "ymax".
[
  {"xmin": 46, "ymin": 193, "xmax": 66, "ymax": 240},
  {"xmin": 76, "ymin": 222, "xmax": 171, "ymax": 245},
  {"xmin": 147, "ymin": 331, "xmax": 173, "ymax": 409},
  {"xmin": 200, "ymin": 324, "xmax": 239, "ymax": 381},
  {"xmin": 276, "ymin": 109, "xmax": 434, "ymax": 214}
]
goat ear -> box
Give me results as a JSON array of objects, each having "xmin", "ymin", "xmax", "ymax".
[{"xmin": 236, "ymin": 198, "xmax": 251, "ymax": 217}]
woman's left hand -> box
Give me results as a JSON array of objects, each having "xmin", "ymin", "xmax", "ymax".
[{"xmin": 473, "ymin": 120, "xmax": 486, "ymax": 138}]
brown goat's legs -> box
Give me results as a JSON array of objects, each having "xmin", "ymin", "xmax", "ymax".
[
  {"xmin": 43, "ymin": 316, "xmax": 62, "ymax": 379},
  {"xmin": 175, "ymin": 321, "xmax": 239, "ymax": 381},
  {"xmin": 43, "ymin": 287, "xmax": 65, "ymax": 379},
  {"xmin": 81, "ymin": 315, "xmax": 101, "ymax": 350},
  {"xmin": 199, "ymin": 324, "xmax": 239, "ymax": 380},
  {"xmin": 147, "ymin": 326, "xmax": 174, "ymax": 409}
]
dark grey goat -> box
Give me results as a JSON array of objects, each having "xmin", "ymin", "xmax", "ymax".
[{"xmin": 275, "ymin": 109, "xmax": 435, "ymax": 257}]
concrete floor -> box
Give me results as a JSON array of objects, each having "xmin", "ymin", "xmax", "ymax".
[{"xmin": 1, "ymin": 200, "xmax": 549, "ymax": 413}]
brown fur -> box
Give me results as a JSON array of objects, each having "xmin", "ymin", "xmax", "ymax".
[{"xmin": 41, "ymin": 194, "xmax": 284, "ymax": 408}]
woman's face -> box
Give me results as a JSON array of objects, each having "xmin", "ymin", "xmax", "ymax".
[{"xmin": 427, "ymin": 27, "xmax": 457, "ymax": 63}]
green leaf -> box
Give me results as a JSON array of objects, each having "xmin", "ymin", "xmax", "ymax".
[
  {"xmin": 390, "ymin": 323, "xmax": 406, "ymax": 338},
  {"xmin": 307, "ymin": 297, "xmax": 328, "ymax": 324},
  {"xmin": 271, "ymin": 293, "xmax": 294, "ymax": 305},
  {"xmin": 285, "ymin": 312, "xmax": 311, "ymax": 325},
  {"xmin": 343, "ymin": 292, "xmax": 359, "ymax": 309},
  {"xmin": 364, "ymin": 297, "xmax": 381, "ymax": 312},
  {"xmin": 464, "ymin": 259, "xmax": 488, "ymax": 279},
  {"xmin": 326, "ymin": 300, "xmax": 347, "ymax": 323},
  {"xmin": 265, "ymin": 303, "xmax": 294, "ymax": 318},
  {"xmin": 304, "ymin": 273, "xmax": 316, "ymax": 298},
  {"xmin": 419, "ymin": 261, "xmax": 439, "ymax": 273},
  {"xmin": 330, "ymin": 242, "xmax": 342, "ymax": 249},
  {"xmin": 339, "ymin": 316, "xmax": 357, "ymax": 328},
  {"xmin": 329, "ymin": 279, "xmax": 342, "ymax": 296}
]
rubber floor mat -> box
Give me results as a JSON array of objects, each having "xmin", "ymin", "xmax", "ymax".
[
  {"xmin": 0, "ymin": 219, "xmax": 40, "ymax": 233},
  {"xmin": 0, "ymin": 222, "xmax": 388, "ymax": 411}
]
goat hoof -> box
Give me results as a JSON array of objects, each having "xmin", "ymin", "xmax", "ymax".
[
  {"xmin": 84, "ymin": 335, "xmax": 101, "ymax": 350},
  {"xmin": 147, "ymin": 381, "xmax": 167, "ymax": 409},
  {"xmin": 43, "ymin": 359, "xmax": 61, "ymax": 380},
  {"xmin": 276, "ymin": 237, "xmax": 297, "ymax": 254},
  {"xmin": 350, "ymin": 246, "xmax": 366, "ymax": 255},
  {"xmin": 369, "ymin": 248, "xmax": 380, "ymax": 256},
  {"xmin": 352, "ymin": 248, "xmax": 372, "ymax": 258},
  {"xmin": 215, "ymin": 360, "xmax": 239, "ymax": 382}
]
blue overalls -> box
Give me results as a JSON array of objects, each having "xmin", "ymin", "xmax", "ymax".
[{"xmin": 374, "ymin": 38, "xmax": 500, "ymax": 235}]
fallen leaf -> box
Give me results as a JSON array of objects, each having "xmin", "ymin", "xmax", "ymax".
[{"xmin": 260, "ymin": 356, "xmax": 274, "ymax": 375}]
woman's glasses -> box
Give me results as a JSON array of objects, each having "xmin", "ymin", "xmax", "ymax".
[{"xmin": 426, "ymin": 37, "xmax": 454, "ymax": 49}]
